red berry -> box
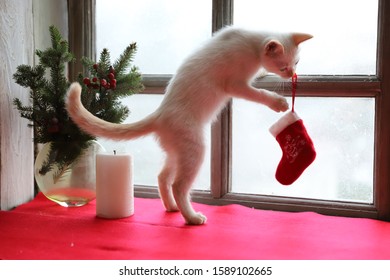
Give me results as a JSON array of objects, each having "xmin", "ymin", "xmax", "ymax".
[
  {"xmin": 110, "ymin": 79, "xmax": 117, "ymax": 89},
  {"xmin": 105, "ymin": 82, "xmax": 111, "ymax": 89},
  {"xmin": 48, "ymin": 124, "xmax": 59, "ymax": 133},
  {"xmin": 93, "ymin": 64, "xmax": 98, "ymax": 70},
  {"xmin": 83, "ymin": 77, "xmax": 91, "ymax": 85},
  {"xmin": 100, "ymin": 79, "xmax": 107, "ymax": 87},
  {"xmin": 107, "ymin": 73, "xmax": 115, "ymax": 80},
  {"xmin": 92, "ymin": 77, "xmax": 98, "ymax": 83}
]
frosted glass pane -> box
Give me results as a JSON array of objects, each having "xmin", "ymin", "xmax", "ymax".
[
  {"xmin": 98, "ymin": 95, "xmax": 211, "ymax": 190},
  {"xmin": 96, "ymin": 0, "xmax": 212, "ymax": 74},
  {"xmin": 234, "ymin": 0, "xmax": 378, "ymax": 75},
  {"xmin": 232, "ymin": 98, "xmax": 374, "ymax": 203}
]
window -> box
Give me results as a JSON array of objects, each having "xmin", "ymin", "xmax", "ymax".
[
  {"xmin": 232, "ymin": 0, "xmax": 377, "ymax": 203},
  {"xmin": 92, "ymin": 0, "xmax": 390, "ymax": 220}
]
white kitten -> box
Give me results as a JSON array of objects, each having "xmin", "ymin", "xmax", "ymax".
[{"xmin": 66, "ymin": 26, "xmax": 312, "ymax": 225}]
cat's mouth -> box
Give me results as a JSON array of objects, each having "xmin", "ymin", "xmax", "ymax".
[{"xmin": 280, "ymin": 69, "xmax": 295, "ymax": 79}]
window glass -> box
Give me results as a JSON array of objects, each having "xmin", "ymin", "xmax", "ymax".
[
  {"xmin": 234, "ymin": 0, "xmax": 378, "ymax": 75},
  {"xmin": 232, "ymin": 97, "xmax": 375, "ymax": 203},
  {"xmin": 96, "ymin": 0, "xmax": 212, "ymax": 74}
]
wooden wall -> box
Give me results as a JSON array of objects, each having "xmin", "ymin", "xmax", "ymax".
[{"xmin": 0, "ymin": 0, "xmax": 68, "ymax": 210}]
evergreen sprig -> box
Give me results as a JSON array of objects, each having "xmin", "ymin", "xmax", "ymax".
[{"xmin": 13, "ymin": 25, "xmax": 144, "ymax": 177}]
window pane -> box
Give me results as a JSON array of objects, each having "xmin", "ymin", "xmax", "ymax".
[
  {"xmin": 232, "ymin": 97, "xmax": 374, "ymax": 203},
  {"xmin": 96, "ymin": 0, "xmax": 212, "ymax": 74},
  {"xmin": 98, "ymin": 95, "xmax": 211, "ymax": 190},
  {"xmin": 234, "ymin": 0, "xmax": 378, "ymax": 75}
]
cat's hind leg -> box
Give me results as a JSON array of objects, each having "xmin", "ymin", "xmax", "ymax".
[
  {"xmin": 158, "ymin": 155, "xmax": 179, "ymax": 212},
  {"xmin": 171, "ymin": 139, "xmax": 207, "ymax": 225}
]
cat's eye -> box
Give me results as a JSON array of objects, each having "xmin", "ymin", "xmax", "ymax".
[{"xmin": 280, "ymin": 67, "xmax": 287, "ymax": 72}]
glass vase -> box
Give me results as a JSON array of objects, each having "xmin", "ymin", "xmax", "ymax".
[{"xmin": 34, "ymin": 141, "xmax": 106, "ymax": 207}]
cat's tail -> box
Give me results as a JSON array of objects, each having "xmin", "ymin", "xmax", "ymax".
[{"xmin": 66, "ymin": 82, "xmax": 156, "ymax": 140}]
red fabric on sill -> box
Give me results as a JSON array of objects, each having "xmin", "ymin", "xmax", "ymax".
[{"xmin": 1, "ymin": 192, "xmax": 390, "ymax": 260}]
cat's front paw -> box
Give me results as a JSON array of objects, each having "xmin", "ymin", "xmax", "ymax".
[
  {"xmin": 270, "ymin": 95, "xmax": 289, "ymax": 112},
  {"xmin": 185, "ymin": 212, "xmax": 207, "ymax": 225}
]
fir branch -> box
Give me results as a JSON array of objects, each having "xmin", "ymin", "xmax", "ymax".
[
  {"xmin": 13, "ymin": 65, "xmax": 46, "ymax": 90},
  {"xmin": 97, "ymin": 48, "xmax": 112, "ymax": 76},
  {"xmin": 49, "ymin": 25, "xmax": 63, "ymax": 49},
  {"xmin": 113, "ymin": 42, "xmax": 137, "ymax": 76}
]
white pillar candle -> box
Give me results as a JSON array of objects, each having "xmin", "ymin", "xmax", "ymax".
[{"xmin": 96, "ymin": 151, "xmax": 134, "ymax": 219}]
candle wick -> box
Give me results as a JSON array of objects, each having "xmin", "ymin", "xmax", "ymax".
[{"xmin": 114, "ymin": 150, "xmax": 116, "ymax": 155}]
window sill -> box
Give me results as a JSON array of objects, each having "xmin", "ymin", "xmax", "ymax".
[{"xmin": 134, "ymin": 185, "xmax": 379, "ymax": 220}]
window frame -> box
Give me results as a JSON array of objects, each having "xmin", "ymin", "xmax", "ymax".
[{"xmin": 71, "ymin": 0, "xmax": 390, "ymax": 221}]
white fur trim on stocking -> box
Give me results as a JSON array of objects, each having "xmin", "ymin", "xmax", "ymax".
[{"xmin": 269, "ymin": 111, "xmax": 301, "ymax": 138}]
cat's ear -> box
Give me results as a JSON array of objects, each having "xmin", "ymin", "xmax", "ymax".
[
  {"xmin": 265, "ymin": 40, "xmax": 284, "ymax": 56},
  {"xmin": 292, "ymin": 33, "xmax": 313, "ymax": 46}
]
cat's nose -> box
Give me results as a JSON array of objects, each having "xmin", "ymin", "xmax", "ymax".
[{"xmin": 287, "ymin": 69, "xmax": 295, "ymax": 77}]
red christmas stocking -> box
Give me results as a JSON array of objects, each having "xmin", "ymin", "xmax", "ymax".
[{"xmin": 269, "ymin": 111, "xmax": 316, "ymax": 185}]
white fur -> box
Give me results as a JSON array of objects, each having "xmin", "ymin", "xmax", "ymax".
[
  {"xmin": 269, "ymin": 111, "xmax": 301, "ymax": 137},
  {"xmin": 66, "ymin": 26, "xmax": 311, "ymax": 225}
]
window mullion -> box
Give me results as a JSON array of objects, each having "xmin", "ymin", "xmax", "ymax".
[
  {"xmin": 68, "ymin": 0, "xmax": 96, "ymax": 81},
  {"xmin": 210, "ymin": 0, "xmax": 233, "ymax": 198}
]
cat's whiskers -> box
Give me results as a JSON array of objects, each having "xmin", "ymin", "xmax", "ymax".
[{"xmin": 272, "ymin": 79, "xmax": 287, "ymax": 95}]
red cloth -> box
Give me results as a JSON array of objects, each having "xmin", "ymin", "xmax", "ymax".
[{"xmin": 1, "ymin": 192, "xmax": 390, "ymax": 260}]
